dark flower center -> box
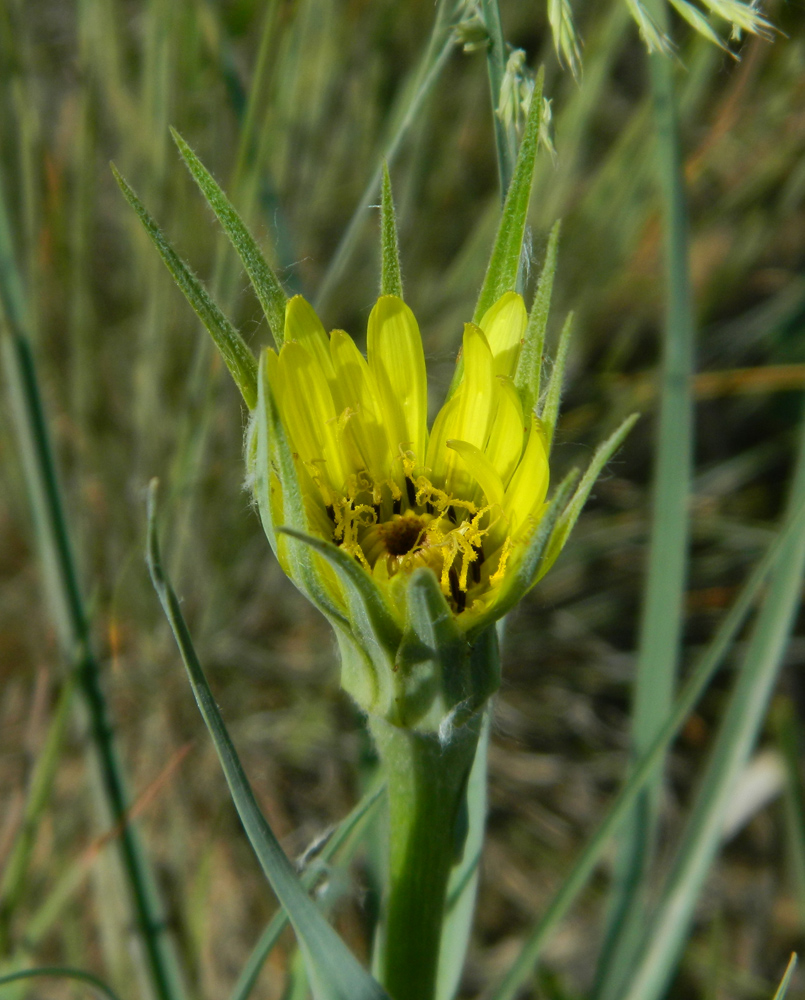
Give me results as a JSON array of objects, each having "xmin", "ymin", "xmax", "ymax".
[{"xmin": 381, "ymin": 515, "xmax": 427, "ymax": 556}]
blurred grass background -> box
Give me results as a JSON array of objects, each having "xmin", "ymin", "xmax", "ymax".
[{"xmin": 2, "ymin": 0, "xmax": 805, "ymax": 997}]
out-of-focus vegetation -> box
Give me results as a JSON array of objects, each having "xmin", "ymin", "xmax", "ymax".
[{"xmin": 2, "ymin": 0, "xmax": 805, "ymax": 997}]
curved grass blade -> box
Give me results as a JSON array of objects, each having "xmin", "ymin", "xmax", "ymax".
[
  {"xmin": 0, "ymin": 967, "xmax": 123, "ymax": 1000},
  {"xmin": 230, "ymin": 783, "xmax": 386, "ymax": 1000},
  {"xmin": 619, "ymin": 418, "xmax": 805, "ymax": 1000},
  {"xmin": 112, "ymin": 164, "xmax": 258, "ymax": 408},
  {"xmin": 171, "ymin": 128, "xmax": 287, "ymax": 347},
  {"xmin": 380, "ymin": 163, "xmax": 403, "ymax": 298},
  {"xmin": 514, "ymin": 219, "xmax": 560, "ymax": 417},
  {"xmin": 771, "ymin": 955, "xmax": 798, "ymax": 1000},
  {"xmin": 146, "ymin": 483, "xmax": 389, "ymax": 1000},
  {"xmin": 595, "ymin": 11, "xmax": 696, "ymax": 994},
  {"xmin": 488, "ymin": 497, "xmax": 805, "ymax": 1000}
]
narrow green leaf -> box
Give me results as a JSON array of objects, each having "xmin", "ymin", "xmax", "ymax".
[
  {"xmin": 474, "ymin": 66, "xmax": 544, "ymax": 324},
  {"xmin": 539, "ymin": 414, "xmax": 639, "ymax": 580},
  {"xmin": 0, "ymin": 967, "xmax": 123, "ymax": 1000},
  {"xmin": 277, "ymin": 527, "xmax": 402, "ymax": 657},
  {"xmin": 619, "ymin": 419, "xmax": 805, "ymax": 1000},
  {"xmin": 254, "ymin": 351, "xmax": 350, "ymax": 631},
  {"xmin": 380, "ymin": 163, "xmax": 403, "ymax": 298},
  {"xmin": 171, "ymin": 128, "xmax": 287, "ymax": 347},
  {"xmin": 111, "ymin": 163, "xmax": 258, "ymax": 408},
  {"xmin": 514, "ymin": 219, "xmax": 561, "ymax": 416},
  {"xmin": 146, "ymin": 483, "xmax": 389, "ymax": 1000},
  {"xmin": 230, "ymin": 784, "xmax": 386, "ymax": 1000},
  {"xmin": 539, "ymin": 311, "xmax": 573, "ymax": 449},
  {"xmin": 771, "ymin": 955, "xmax": 798, "ymax": 1000},
  {"xmin": 489, "ymin": 498, "xmax": 805, "ymax": 1000},
  {"xmin": 595, "ymin": 12, "xmax": 699, "ymax": 989},
  {"xmin": 778, "ymin": 702, "xmax": 805, "ymax": 927}
]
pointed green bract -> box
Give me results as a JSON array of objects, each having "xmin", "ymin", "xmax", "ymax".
[
  {"xmin": 397, "ymin": 568, "xmax": 475, "ymax": 726},
  {"xmin": 277, "ymin": 527, "xmax": 402, "ymax": 665},
  {"xmin": 473, "ymin": 66, "xmax": 544, "ymax": 324},
  {"xmin": 515, "ymin": 219, "xmax": 561, "ymax": 416},
  {"xmin": 539, "ymin": 414, "xmax": 639, "ymax": 580},
  {"xmin": 380, "ymin": 163, "xmax": 403, "ymax": 299},
  {"xmin": 146, "ymin": 484, "xmax": 390, "ymax": 1000},
  {"xmin": 448, "ymin": 67, "xmax": 544, "ymax": 398},
  {"xmin": 112, "ymin": 164, "xmax": 258, "ymax": 408},
  {"xmin": 171, "ymin": 128, "xmax": 287, "ymax": 347},
  {"xmin": 255, "ymin": 352, "xmax": 350, "ymax": 631},
  {"xmin": 539, "ymin": 311, "xmax": 574, "ymax": 449}
]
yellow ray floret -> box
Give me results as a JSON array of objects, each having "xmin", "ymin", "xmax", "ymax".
[{"xmin": 267, "ymin": 291, "xmax": 550, "ymax": 618}]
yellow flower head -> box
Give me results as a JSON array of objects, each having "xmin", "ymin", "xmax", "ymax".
[
  {"xmin": 118, "ymin": 125, "xmax": 636, "ymax": 729},
  {"xmin": 262, "ymin": 289, "xmax": 549, "ymax": 628}
]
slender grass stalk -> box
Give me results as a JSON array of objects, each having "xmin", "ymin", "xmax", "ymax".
[
  {"xmin": 595, "ymin": 2, "xmax": 696, "ymax": 992},
  {"xmin": 777, "ymin": 702, "xmax": 805, "ymax": 927},
  {"xmin": 619, "ymin": 403, "xmax": 805, "ymax": 1000},
  {"xmin": 487, "ymin": 495, "xmax": 805, "ymax": 1000},
  {"xmin": 478, "ymin": 0, "xmax": 517, "ymax": 198},
  {"xmin": 0, "ymin": 167, "xmax": 185, "ymax": 1000},
  {"xmin": 0, "ymin": 672, "xmax": 76, "ymax": 946}
]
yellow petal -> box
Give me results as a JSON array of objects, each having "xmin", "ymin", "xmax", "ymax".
[
  {"xmin": 479, "ymin": 291, "xmax": 527, "ymax": 378},
  {"xmin": 503, "ymin": 413, "xmax": 550, "ymax": 537},
  {"xmin": 284, "ymin": 295, "xmax": 335, "ymax": 382},
  {"xmin": 424, "ymin": 393, "xmax": 460, "ymax": 485},
  {"xmin": 446, "ymin": 439, "xmax": 505, "ymax": 508},
  {"xmin": 330, "ymin": 329, "xmax": 390, "ymax": 479},
  {"xmin": 367, "ymin": 296, "xmax": 428, "ymax": 465},
  {"xmin": 485, "ymin": 376, "xmax": 526, "ymax": 488},
  {"xmin": 442, "ymin": 324, "xmax": 495, "ymax": 498},
  {"xmin": 277, "ymin": 340, "xmax": 346, "ymax": 493}
]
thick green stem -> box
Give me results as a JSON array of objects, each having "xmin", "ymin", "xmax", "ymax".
[{"xmin": 370, "ymin": 714, "xmax": 482, "ymax": 1000}]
